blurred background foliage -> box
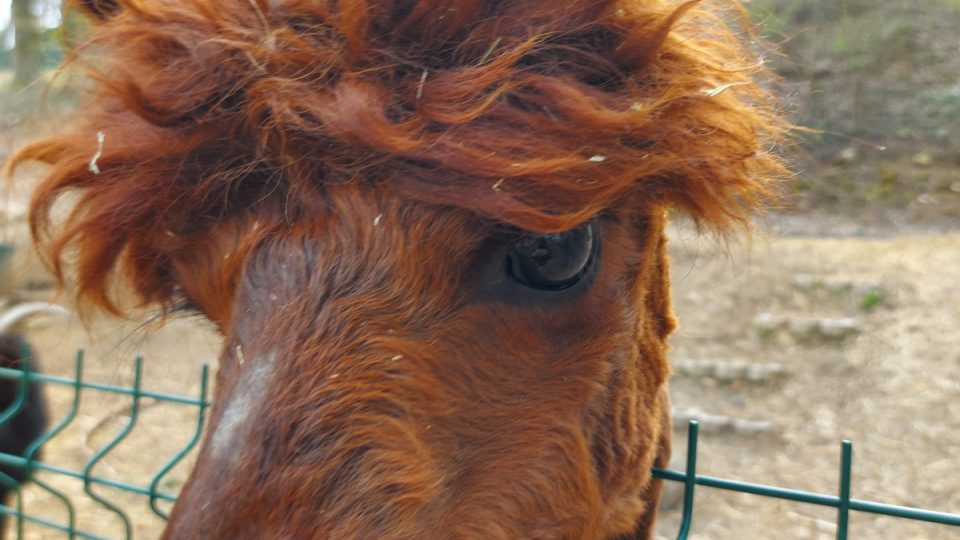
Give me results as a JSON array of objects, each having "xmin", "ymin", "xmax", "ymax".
[
  {"xmin": 751, "ymin": 0, "xmax": 960, "ymax": 228},
  {"xmin": 1, "ymin": 0, "xmax": 959, "ymax": 230}
]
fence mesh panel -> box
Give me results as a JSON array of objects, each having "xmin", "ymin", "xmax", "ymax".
[{"xmin": 0, "ymin": 349, "xmax": 957, "ymax": 540}]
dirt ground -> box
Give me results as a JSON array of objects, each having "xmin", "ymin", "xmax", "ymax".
[
  {"xmin": 655, "ymin": 220, "xmax": 960, "ymax": 539},
  {"xmin": 0, "ymin": 200, "xmax": 954, "ymax": 539}
]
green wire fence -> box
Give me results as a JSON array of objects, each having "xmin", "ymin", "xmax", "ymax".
[
  {"xmin": 0, "ymin": 351, "xmax": 209, "ymax": 539},
  {"xmin": 0, "ymin": 350, "xmax": 958, "ymax": 539}
]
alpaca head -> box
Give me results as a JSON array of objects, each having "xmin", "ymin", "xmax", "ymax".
[{"xmin": 10, "ymin": 1, "xmax": 783, "ymax": 537}]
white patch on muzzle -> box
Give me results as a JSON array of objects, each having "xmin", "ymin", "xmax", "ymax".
[{"xmin": 210, "ymin": 351, "xmax": 277, "ymax": 463}]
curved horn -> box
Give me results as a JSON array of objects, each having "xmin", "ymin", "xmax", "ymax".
[{"xmin": 0, "ymin": 302, "xmax": 72, "ymax": 335}]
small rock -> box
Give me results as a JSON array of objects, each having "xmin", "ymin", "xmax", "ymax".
[
  {"xmin": 851, "ymin": 282, "xmax": 884, "ymax": 297},
  {"xmin": 792, "ymin": 274, "xmax": 817, "ymax": 290},
  {"xmin": 818, "ymin": 317, "xmax": 862, "ymax": 338},
  {"xmin": 671, "ymin": 407, "xmax": 773, "ymax": 435},
  {"xmin": 915, "ymin": 193, "xmax": 939, "ymax": 205},
  {"xmin": 746, "ymin": 363, "xmax": 787, "ymax": 381},
  {"xmin": 673, "ymin": 358, "xmax": 713, "ymax": 377},
  {"xmin": 754, "ymin": 313, "xmax": 786, "ymax": 332},
  {"xmin": 673, "ymin": 359, "xmax": 788, "ymax": 382},
  {"xmin": 833, "ymin": 147, "xmax": 858, "ymax": 165},
  {"xmin": 811, "ymin": 59, "xmax": 834, "ymax": 78},
  {"xmin": 732, "ymin": 418, "xmax": 773, "ymax": 435},
  {"xmin": 713, "ymin": 361, "xmax": 748, "ymax": 380},
  {"xmin": 788, "ymin": 317, "xmax": 819, "ymax": 337},
  {"xmin": 821, "ymin": 277, "xmax": 851, "ymax": 294},
  {"xmin": 912, "ymin": 151, "xmax": 933, "ymax": 167}
]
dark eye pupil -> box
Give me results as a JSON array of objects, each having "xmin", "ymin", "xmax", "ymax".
[{"xmin": 508, "ymin": 222, "xmax": 595, "ymax": 290}]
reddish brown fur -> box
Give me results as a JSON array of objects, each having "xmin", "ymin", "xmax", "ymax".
[{"xmin": 7, "ymin": 0, "xmax": 785, "ymax": 537}]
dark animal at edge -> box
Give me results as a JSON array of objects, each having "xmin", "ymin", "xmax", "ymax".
[{"xmin": 0, "ymin": 303, "xmax": 70, "ymax": 537}]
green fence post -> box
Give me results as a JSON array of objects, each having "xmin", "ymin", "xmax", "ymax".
[
  {"xmin": 837, "ymin": 441, "xmax": 853, "ymax": 540},
  {"xmin": 676, "ymin": 421, "xmax": 700, "ymax": 540}
]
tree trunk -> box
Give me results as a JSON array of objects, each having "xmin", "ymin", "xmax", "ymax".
[{"xmin": 12, "ymin": 0, "xmax": 43, "ymax": 88}]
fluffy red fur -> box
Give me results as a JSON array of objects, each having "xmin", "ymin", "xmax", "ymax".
[{"xmin": 7, "ymin": 0, "xmax": 785, "ymax": 538}]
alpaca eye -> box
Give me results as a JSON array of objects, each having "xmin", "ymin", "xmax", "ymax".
[{"xmin": 507, "ymin": 221, "xmax": 596, "ymax": 290}]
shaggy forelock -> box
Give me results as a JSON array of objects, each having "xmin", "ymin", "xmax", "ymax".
[{"xmin": 9, "ymin": 0, "xmax": 784, "ymax": 315}]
